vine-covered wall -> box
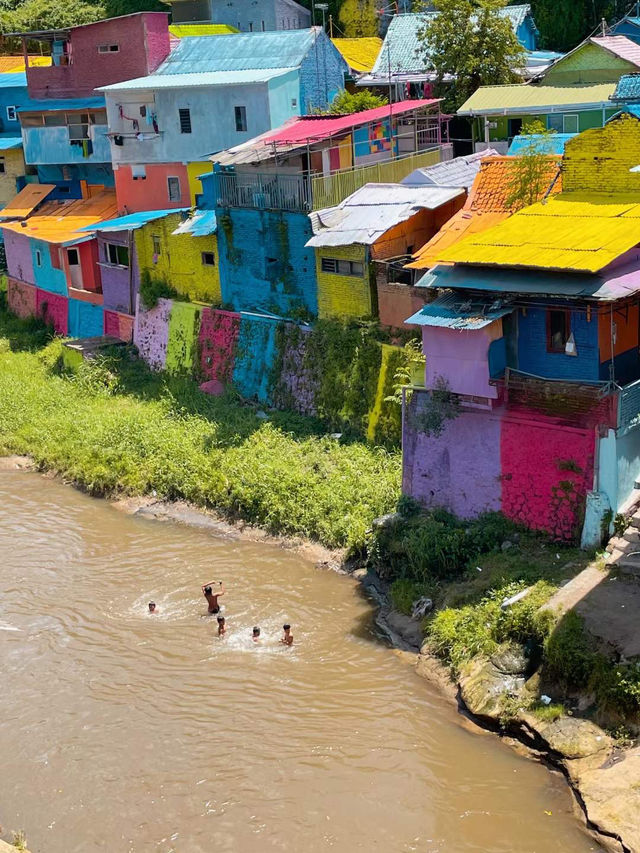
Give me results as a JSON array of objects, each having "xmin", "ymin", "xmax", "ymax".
[
  {"xmin": 7, "ymin": 278, "xmax": 36, "ymax": 320},
  {"xmin": 165, "ymin": 301, "xmax": 202, "ymax": 376},
  {"xmin": 198, "ymin": 307, "xmax": 240, "ymax": 390}
]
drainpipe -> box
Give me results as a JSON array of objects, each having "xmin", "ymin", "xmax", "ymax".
[{"xmin": 128, "ymin": 228, "xmax": 135, "ymax": 317}]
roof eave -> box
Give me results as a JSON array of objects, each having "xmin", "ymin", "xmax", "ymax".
[{"xmin": 458, "ymin": 100, "xmax": 613, "ymax": 117}]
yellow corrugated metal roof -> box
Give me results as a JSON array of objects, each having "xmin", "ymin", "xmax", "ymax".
[
  {"xmin": 0, "ymin": 183, "xmax": 55, "ymax": 220},
  {"xmin": 439, "ymin": 193, "xmax": 640, "ymax": 273},
  {"xmin": 169, "ymin": 23, "xmax": 238, "ymax": 37},
  {"xmin": 457, "ymin": 82, "xmax": 616, "ymax": 115},
  {"xmin": 0, "ymin": 55, "xmax": 50, "ymax": 72},
  {"xmin": 331, "ymin": 37, "xmax": 382, "ymax": 73},
  {"xmin": 1, "ymin": 190, "xmax": 117, "ymax": 244}
]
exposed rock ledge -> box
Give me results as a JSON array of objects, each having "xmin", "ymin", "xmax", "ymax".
[{"xmin": 417, "ymin": 648, "xmax": 640, "ymax": 853}]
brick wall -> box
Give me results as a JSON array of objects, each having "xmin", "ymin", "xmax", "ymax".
[
  {"xmin": 36, "ymin": 288, "xmax": 67, "ymax": 335},
  {"xmin": 376, "ymin": 279, "xmax": 427, "ymax": 330},
  {"xmin": 563, "ymin": 113, "xmax": 640, "ymax": 193},
  {"xmin": 299, "ymin": 31, "xmax": 346, "ymax": 112},
  {"xmin": 232, "ymin": 313, "xmax": 279, "ymax": 402},
  {"xmin": 165, "ymin": 301, "xmax": 202, "ymax": 375},
  {"xmin": 516, "ymin": 305, "xmax": 599, "ymax": 381},
  {"xmin": 315, "ymin": 244, "xmax": 373, "ymax": 320},
  {"xmin": 198, "ymin": 308, "xmax": 241, "ymax": 386},
  {"xmin": 7, "ymin": 278, "xmax": 36, "ymax": 319}
]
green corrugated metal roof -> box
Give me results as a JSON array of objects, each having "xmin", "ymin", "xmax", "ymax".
[
  {"xmin": 169, "ymin": 23, "xmax": 238, "ymax": 37},
  {"xmin": 457, "ymin": 82, "xmax": 616, "ymax": 115}
]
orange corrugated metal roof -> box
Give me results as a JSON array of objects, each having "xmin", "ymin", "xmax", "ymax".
[
  {"xmin": 0, "ymin": 183, "xmax": 55, "ymax": 220},
  {"xmin": 1, "ymin": 190, "xmax": 117, "ymax": 244},
  {"xmin": 408, "ymin": 155, "xmax": 562, "ymax": 270},
  {"xmin": 0, "ymin": 55, "xmax": 51, "ymax": 72},
  {"xmin": 438, "ymin": 192, "xmax": 640, "ymax": 273}
]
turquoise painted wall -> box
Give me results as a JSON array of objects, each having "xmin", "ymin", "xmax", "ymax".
[
  {"xmin": 68, "ymin": 298, "xmax": 104, "ymax": 338},
  {"xmin": 23, "ymin": 125, "xmax": 112, "ymax": 166},
  {"xmin": 31, "ymin": 239, "xmax": 67, "ymax": 295},
  {"xmin": 267, "ymin": 69, "xmax": 301, "ymax": 128},
  {"xmin": 616, "ymin": 428, "xmax": 640, "ymax": 511},
  {"xmin": 231, "ymin": 312, "xmax": 279, "ymax": 402}
]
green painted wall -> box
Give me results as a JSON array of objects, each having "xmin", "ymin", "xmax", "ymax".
[
  {"xmin": 477, "ymin": 108, "xmax": 618, "ymax": 142},
  {"xmin": 543, "ymin": 43, "xmax": 635, "ymax": 85}
]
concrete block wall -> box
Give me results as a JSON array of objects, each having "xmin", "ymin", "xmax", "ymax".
[
  {"xmin": 299, "ymin": 32, "xmax": 346, "ymax": 112},
  {"xmin": 133, "ymin": 295, "xmax": 172, "ymax": 370},
  {"xmin": 376, "ymin": 279, "xmax": 427, "ymax": 330},
  {"xmin": 315, "ymin": 244, "xmax": 374, "ymax": 320}
]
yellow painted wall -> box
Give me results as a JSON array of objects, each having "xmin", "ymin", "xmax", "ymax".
[
  {"xmin": 0, "ymin": 149, "xmax": 25, "ymax": 209},
  {"xmin": 563, "ymin": 113, "xmax": 640, "ymax": 193},
  {"xmin": 187, "ymin": 161, "xmax": 212, "ymax": 206},
  {"xmin": 315, "ymin": 243, "xmax": 373, "ymax": 320},
  {"xmin": 135, "ymin": 212, "xmax": 221, "ymax": 305}
]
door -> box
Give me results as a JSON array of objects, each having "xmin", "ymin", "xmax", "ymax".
[
  {"xmin": 67, "ymin": 247, "xmax": 83, "ymax": 290},
  {"xmin": 507, "ymin": 118, "xmax": 523, "ymax": 141}
]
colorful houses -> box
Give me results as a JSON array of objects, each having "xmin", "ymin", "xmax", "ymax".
[
  {"xmin": 458, "ymin": 35, "xmax": 640, "ymax": 150},
  {"xmin": 99, "ymin": 28, "xmax": 347, "ymax": 212},
  {"xmin": 164, "ymin": 0, "xmax": 311, "ymax": 31},
  {"xmin": 402, "ymin": 114, "xmax": 640, "ymax": 545},
  {"xmin": 0, "ymin": 72, "xmax": 40, "ymax": 210}
]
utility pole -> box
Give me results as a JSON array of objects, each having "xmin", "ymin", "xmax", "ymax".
[{"xmin": 329, "ymin": 13, "xmax": 333, "ymax": 37}]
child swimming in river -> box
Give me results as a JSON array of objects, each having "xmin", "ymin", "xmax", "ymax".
[
  {"xmin": 148, "ymin": 602, "xmax": 158, "ymax": 614},
  {"xmin": 217, "ymin": 615, "xmax": 226, "ymax": 637},
  {"xmin": 281, "ymin": 624, "xmax": 293, "ymax": 646},
  {"xmin": 202, "ymin": 581, "xmax": 225, "ymax": 614},
  {"xmin": 252, "ymin": 626, "xmax": 261, "ymax": 643}
]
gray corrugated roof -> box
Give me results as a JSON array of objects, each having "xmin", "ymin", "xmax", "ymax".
[
  {"xmin": 99, "ymin": 68, "xmax": 294, "ymax": 92},
  {"xmin": 401, "ymin": 149, "xmax": 498, "ymax": 189},
  {"xmin": 307, "ymin": 183, "xmax": 463, "ymax": 248},
  {"xmin": 405, "ymin": 290, "xmax": 513, "ymax": 329}
]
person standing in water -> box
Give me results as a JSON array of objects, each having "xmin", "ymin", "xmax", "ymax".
[
  {"xmin": 202, "ymin": 581, "xmax": 225, "ymax": 614},
  {"xmin": 148, "ymin": 602, "xmax": 158, "ymax": 614},
  {"xmin": 217, "ymin": 615, "xmax": 226, "ymax": 637},
  {"xmin": 252, "ymin": 626, "xmax": 261, "ymax": 643},
  {"xmin": 281, "ymin": 624, "xmax": 293, "ymax": 646}
]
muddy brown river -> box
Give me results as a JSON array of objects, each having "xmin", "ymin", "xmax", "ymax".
[{"xmin": 0, "ymin": 471, "xmax": 600, "ymax": 853}]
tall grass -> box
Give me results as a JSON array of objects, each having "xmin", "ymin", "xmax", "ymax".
[{"xmin": 0, "ymin": 310, "xmax": 401, "ymax": 550}]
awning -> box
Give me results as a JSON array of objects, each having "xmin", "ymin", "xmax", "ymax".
[
  {"xmin": 405, "ymin": 291, "xmax": 513, "ymax": 329},
  {"xmin": 78, "ymin": 208, "xmax": 188, "ymax": 234},
  {"xmin": 0, "ymin": 183, "xmax": 55, "ymax": 219},
  {"xmin": 0, "ymin": 135, "xmax": 22, "ymax": 151},
  {"xmin": 172, "ymin": 209, "xmax": 217, "ymax": 237}
]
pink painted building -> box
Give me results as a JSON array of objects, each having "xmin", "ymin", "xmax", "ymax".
[{"xmin": 14, "ymin": 13, "xmax": 171, "ymax": 100}]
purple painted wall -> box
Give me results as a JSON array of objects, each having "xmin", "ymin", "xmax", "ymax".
[
  {"xmin": 134, "ymin": 295, "xmax": 171, "ymax": 370},
  {"xmin": 423, "ymin": 321, "xmax": 502, "ymax": 399},
  {"xmin": 4, "ymin": 230, "xmax": 35, "ymax": 285},
  {"xmin": 98, "ymin": 231, "xmax": 140, "ymax": 315},
  {"xmin": 402, "ymin": 399, "xmax": 503, "ymax": 518}
]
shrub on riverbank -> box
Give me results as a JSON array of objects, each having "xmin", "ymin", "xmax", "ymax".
[{"xmin": 0, "ymin": 310, "xmax": 401, "ymax": 550}]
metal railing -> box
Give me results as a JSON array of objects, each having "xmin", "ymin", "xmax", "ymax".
[
  {"xmin": 216, "ymin": 171, "xmax": 312, "ymax": 212},
  {"xmin": 619, "ymin": 376, "xmax": 640, "ymax": 434},
  {"xmin": 311, "ymin": 146, "xmax": 444, "ymax": 210}
]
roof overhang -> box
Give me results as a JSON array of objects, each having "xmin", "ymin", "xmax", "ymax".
[{"xmin": 458, "ymin": 100, "xmax": 613, "ymax": 117}]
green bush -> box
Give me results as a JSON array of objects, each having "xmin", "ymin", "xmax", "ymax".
[
  {"xmin": 389, "ymin": 578, "xmax": 432, "ymax": 616},
  {"xmin": 138, "ymin": 270, "xmax": 180, "ymax": 309},
  {"xmin": 544, "ymin": 610, "xmax": 597, "ymax": 690}
]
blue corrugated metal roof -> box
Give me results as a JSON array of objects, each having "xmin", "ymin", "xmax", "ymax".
[
  {"xmin": 100, "ymin": 68, "xmax": 294, "ymax": 92},
  {"xmin": 77, "ymin": 208, "xmax": 188, "ymax": 233},
  {"xmin": 508, "ymin": 133, "xmax": 575, "ymax": 155},
  {"xmin": 17, "ymin": 96, "xmax": 105, "ymax": 113},
  {"xmin": 612, "ymin": 73, "xmax": 640, "ymax": 101},
  {"xmin": 172, "ymin": 209, "xmax": 217, "ymax": 236},
  {"xmin": 608, "ymin": 104, "xmax": 640, "ymax": 121},
  {"xmin": 0, "ymin": 135, "xmax": 22, "ymax": 150},
  {"xmin": 405, "ymin": 291, "xmax": 513, "ymax": 329},
  {"xmin": 0, "ymin": 71, "xmax": 27, "ymax": 88},
  {"xmin": 154, "ymin": 28, "xmax": 321, "ymax": 75}
]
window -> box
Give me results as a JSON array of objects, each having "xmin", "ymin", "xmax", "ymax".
[
  {"xmin": 321, "ymin": 257, "xmax": 365, "ymax": 276},
  {"xmin": 35, "ymin": 249, "xmax": 42, "ymax": 267},
  {"xmin": 563, "ymin": 114, "xmax": 579, "ymax": 134},
  {"xmin": 261, "ymin": 20, "xmax": 265, "ymax": 30},
  {"xmin": 67, "ymin": 248, "xmax": 79, "ymax": 266},
  {"xmin": 0, "ymin": 158, "xmax": 5, "ymax": 174},
  {"xmin": 106, "ymin": 242, "xmax": 129, "ymax": 267},
  {"xmin": 132, "ymin": 164, "xmax": 146, "ymax": 180},
  {"xmin": 547, "ymin": 309, "xmax": 570, "ymax": 352},
  {"xmin": 167, "ymin": 176, "xmax": 181, "ymax": 202},
  {"xmin": 179, "ymin": 108, "xmax": 192, "ymax": 134},
  {"xmin": 201, "ymin": 251, "xmax": 215, "ymax": 266},
  {"xmin": 234, "ymin": 105, "xmax": 247, "ymax": 132},
  {"xmin": 6, "ymin": 106, "xmax": 16, "ymax": 122},
  {"xmin": 547, "ymin": 114, "xmax": 563, "ymax": 132},
  {"xmin": 248, "ymin": 21, "xmax": 253, "ymax": 31},
  {"xmin": 98, "ymin": 44, "xmax": 119, "ymax": 53},
  {"xmin": 50, "ymin": 245, "xmax": 61, "ymax": 269},
  {"xmin": 152, "ymin": 235, "xmax": 162, "ymax": 256}
]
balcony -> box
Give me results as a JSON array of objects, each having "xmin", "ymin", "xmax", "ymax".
[{"xmin": 216, "ymin": 171, "xmax": 312, "ymax": 213}]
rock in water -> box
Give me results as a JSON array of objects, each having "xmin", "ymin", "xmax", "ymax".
[
  {"xmin": 411, "ymin": 597, "xmax": 433, "ymax": 620},
  {"xmin": 490, "ymin": 642, "xmax": 529, "ymax": 675}
]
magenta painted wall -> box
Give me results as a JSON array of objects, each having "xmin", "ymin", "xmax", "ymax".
[
  {"xmin": 104, "ymin": 310, "xmax": 134, "ymax": 342},
  {"xmin": 501, "ymin": 413, "xmax": 595, "ymax": 540},
  {"xmin": 134, "ymin": 295, "xmax": 171, "ymax": 370},
  {"xmin": 4, "ymin": 230, "xmax": 35, "ymax": 285},
  {"xmin": 7, "ymin": 278, "xmax": 36, "ymax": 319},
  {"xmin": 198, "ymin": 308, "xmax": 240, "ymax": 385},
  {"xmin": 402, "ymin": 402, "xmax": 503, "ymax": 518},
  {"xmin": 423, "ymin": 321, "xmax": 502, "ymax": 400},
  {"xmin": 27, "ymin": 13, "xmax": 170, "ymax": 99},
  {"xmin": 36, "ymin": 288, "xmax": 68, "ymax": 335}
]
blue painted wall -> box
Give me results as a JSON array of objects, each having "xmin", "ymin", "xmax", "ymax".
[
  {"xmin": 31, "ymin": 238, "xmax": 67, "ymax": 295},
  {"xmin": 0, "ymin": 74, "xmax": 40, "ymax": 135},
  {"xmin": 68, "ymin": 298, "xmax": 104, "ymax": 338},
  {"xmin": 600, "ymin": 347, "xmax": 640, "ymax": 385},
  {"xmin": 232, "ymin": 312, "xmax": 279, "ymax": 401},
  {"xmin": 610, "ymin": 19, "xmax": 640, "ymax": 46},
  {"xmin": 268, "ymin": 70, "xmax": 303, "ymax": 127},
  {"xmin": 217, "ymin": 207, "xmax": 318, "ymax": 317},
  {"xmin": 23, "ymin": 125, "xmax": 111, "ymax": 166},
  {"xmin": 616, "ymin": 427, "xmax": 640, "ymax": 510},
  {"xmin": 299, "ymin": 31, "xmax": 347, "ymax": 112},
  {"xmin": 516, "ymin": 19, "xmax": 538, "ymax": 51},
  {"xmin": 516, "ymin": 305, "xmax": 600, "ymax": 381},
  {"xmin": 37, "ymin": 164, "xmax": 115, "ymax": 188}
]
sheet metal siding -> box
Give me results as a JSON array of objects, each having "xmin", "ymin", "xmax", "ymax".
[
  {"xmin": 517, "ymin": 306, "xmax": 600, "ymax": 381},
  {"xmin": 218, "ymin": 207, "xmax": 318, "ymax": 316},
  {"xmin": 22, "ymin": 125, "xmax": 111, "ymax": 166}
]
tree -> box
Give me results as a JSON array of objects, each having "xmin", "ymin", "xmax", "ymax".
[
  {"xmin": 321, "ymin": 88, "xmax": 388, "ymax": 114},
  {"xmin": 417, "ymin": 0, "xmax": 525, "ymax": 111},
  {"xmin": 338, "ymin": 0, "xmax": 379, "ymax": 37},
  {"xmin": 531, "ymin": 0, "xmax": 618, "ymax": 53},
  {"xmin": 103, "ymin": 0, "xmax": 164, "ymax": 16},
  {"xmin": 504, "ymin": 120, "xmax": 559, "ymax": 210},
  {"xmin": 0, "ymin": 0, "xmax": 105, "ymax": 35}
]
